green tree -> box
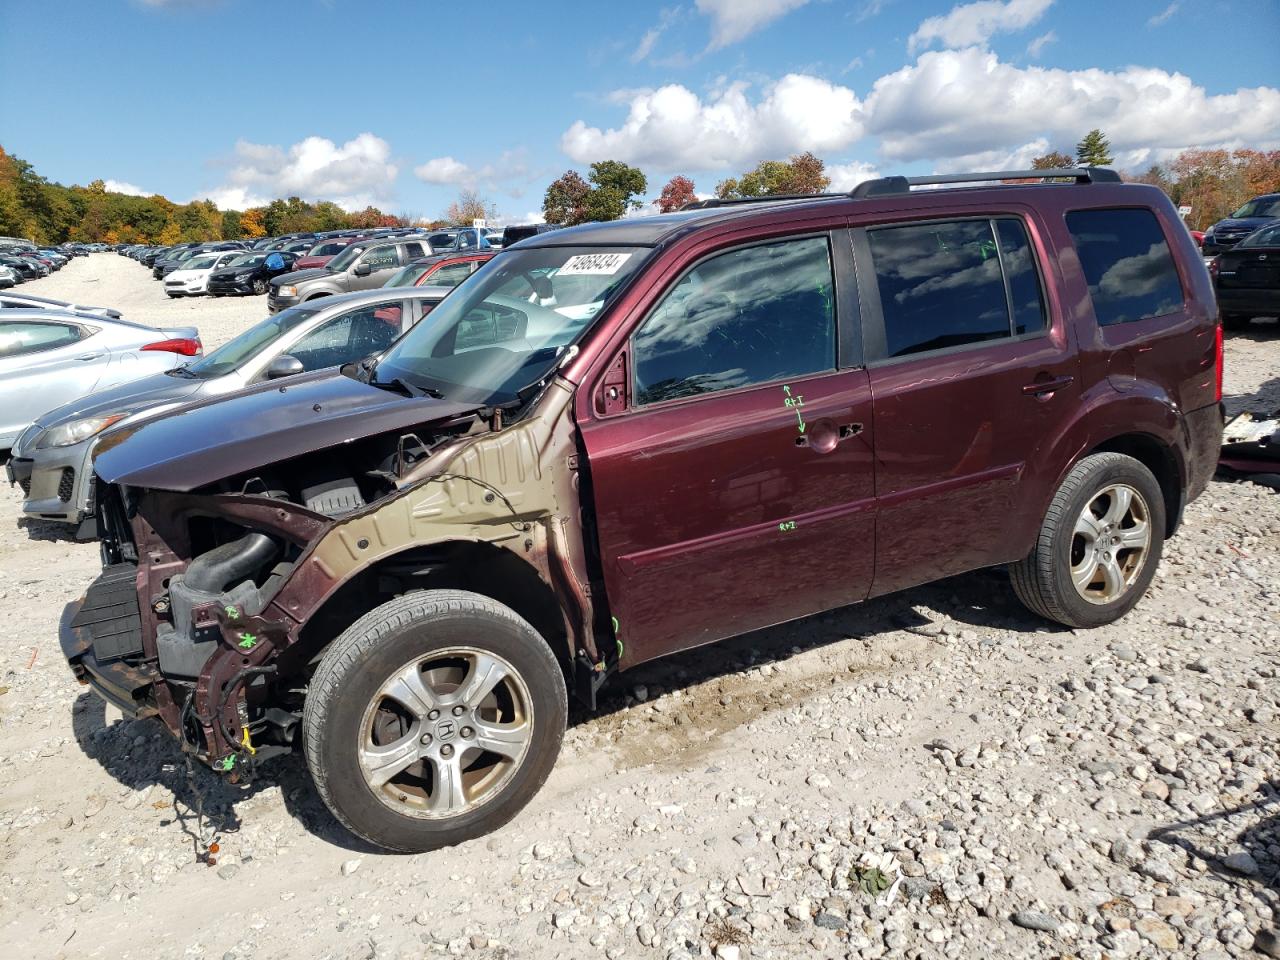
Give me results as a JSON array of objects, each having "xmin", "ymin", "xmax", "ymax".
[
  {"xmin": 716, "ymin": 152, "xmax": 830, "ymax": 199},
  {"xmin": 1075, "ymin": 130, "xmax": 1114, "ymax": 167},
  {"xmin": 1032, "ymin": 151, "xmax": 1075, "ymax": 169},
  {"xmin": 543, "ymin": 170, "xmax": 591, "ymax": 225},
  {"xmin": 584, "ymin": 160, "xmax": 647, "ymax": 220},
  {"xmin": 220, "ymin": 208, "xmax": 243, "ymax": 240}
]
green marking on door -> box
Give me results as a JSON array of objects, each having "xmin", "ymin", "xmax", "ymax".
[
  {"xmin": 778, "ymin": 520, "xmax": 797, "ymax": 533},
  {"xmin": 782, "ymin": 385, "xmax": 806, "ymax": 434}
]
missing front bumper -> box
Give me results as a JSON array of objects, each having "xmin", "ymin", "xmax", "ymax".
[{"xmin": 60, "ymin": 566, "xmax": 159, "ymax": 718}]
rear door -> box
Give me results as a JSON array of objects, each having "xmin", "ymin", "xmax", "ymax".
[
  {"xmin": 578, "ymin": 228, "xmax": 876, "ymax": 667},
  {"xmin": 856, "ymin": 211, "xmax": 1080, "ymax": 596}
]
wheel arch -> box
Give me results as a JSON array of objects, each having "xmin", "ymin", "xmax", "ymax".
[
  {"xmin": 288, "ymin": 539, "xmax": 573, "ymax": 683},
  {"xmin": 1086, "ymin": 432, "xmax": 1184, "ymax": 538}
]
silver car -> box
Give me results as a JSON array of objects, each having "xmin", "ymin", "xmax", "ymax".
[
  {"xmin": 10, "ymin": 287, "xmax": 450, "ymax": 530},
  {"xmin": 0, "ymin": 308, "xmax": 200, "ymax": 453},
  {"xmin": 0, "ymin": 292, "xmax": 125, "ymax": 318}
]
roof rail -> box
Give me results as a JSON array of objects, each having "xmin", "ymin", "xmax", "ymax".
[
  {"xmin": 850, "ymin": 166, "xmax": 1121, "ymax": 198},
  {"xmin": 681, "ymin": 192, "xmax": 844, "ymax": 211}
]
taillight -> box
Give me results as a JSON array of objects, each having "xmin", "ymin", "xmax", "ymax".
[
  {"xmin": 1214, "ymin": 321, "xmax": 1224, "ymax": 403},
  {"xmin": 141, "ymin": 337, "xmax": 202, "ymax": 356}
]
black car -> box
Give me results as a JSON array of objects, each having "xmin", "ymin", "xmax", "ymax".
[
  {"xmin": 1213, "ymin": 221, "xmax": 1280, "ymax": 330},
  {"xmin": 206, "ymin": 251, "xmax": 300, "ymax": 296},
  {"xmin": 1202, "ymin": 193, "xmax": 1280, "ymax": 256},
  {"xmin": 0, "ymin": 255, "xmax": 41, "ymax": 280}
]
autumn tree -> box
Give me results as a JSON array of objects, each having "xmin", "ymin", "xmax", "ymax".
[
  {"xmin": 239, "ymin": 208, "xmax": 267, "ymax": 237},
  {"xmin": 543, "ymin": 170, "xmax": 591, "ymax": 225},
  {"xmin": 1031, "ymin": 151, "xmax": 1075, "ymax": 169},
  {"xmin": 157, "ymin": 220, "xmax": 182, "ymax": 245},
  {"xmin": 657, "ymin": 175, "xmax": 697, "ymax": 213},
  {"xmin": 1075, "ymin": 130, "xmax": 1114, "ymax": 166},
  {"xmin": 445, "ymin": 189, "xmax": 497, "ymax": 225},
  {"xmin": 716, "ymin": 152, "xmax": 831, "ymax": 199},
  {"xmin": 221, "ymin": 208, "xmax": 243, "ymax": 240}
]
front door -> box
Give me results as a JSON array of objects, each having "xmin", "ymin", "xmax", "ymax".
[
  {"xmin": 855, "ymin": 213, "xmax": 1081, "ymax": 596},
  {"xmin": 578, "ymin": 233, "xmax": 876, "ymax": 667}
]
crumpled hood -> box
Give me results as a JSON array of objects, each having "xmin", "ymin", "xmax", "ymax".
[
  {"xmin": 94, "ymin": 369, "xmax": 477, "ymax": 491},
  {"xmin": 36, "ymin": 371, "xmax": 205, "ymax": 429}
]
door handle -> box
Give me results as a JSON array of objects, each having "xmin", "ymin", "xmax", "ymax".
[
  {"xmin": 795, "ymin": 422, "xmax": 863, "ymax": 451},
  {"xmin": 1021, "ymin": 375, "xmax": 1074, "ymax": 397}
]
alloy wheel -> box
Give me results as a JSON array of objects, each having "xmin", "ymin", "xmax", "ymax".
[
  {"xmin": 357, "ymin": 647, "xmax": 533, "ymax": 820},
  {"xmin": 1069, "ymin": 483, "xmax": 1151, "ymax": 604}
]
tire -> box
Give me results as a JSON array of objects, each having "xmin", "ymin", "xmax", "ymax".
[
  {"xmin": 303, "ymin": 589, "xmax": 567, "ymax": 853},
  {"xmin": 1010, "ymin": 453, "xmax": 1165, "ymax": 629},
  {"xmin": 1222, "ymin": 313, "xmax": 1252, "ymax": 331},
  {"xmin": 251, "ymin": 278, "xmax": 267, "ymax": 295}
]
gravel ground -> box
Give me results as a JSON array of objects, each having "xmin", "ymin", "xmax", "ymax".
[{"xmin": 0, "ymin": 257, "xmax": 1278, "ymax": 960}]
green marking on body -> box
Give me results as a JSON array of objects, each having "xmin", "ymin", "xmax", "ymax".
[
  {"xmin": 782, "ymin": 385, "xmax": 805, "ymax": 433},
  {"xmin": 778, "ymin": 520, "xmax": 797, "ymax": 533},
  {"xmin": 237, "ymin": 632, "xmax": 257, "ymax": 649},
  {"xmin": 216, "ymin": 755, "xmax": 235, "ymax": 772},
  {"xmin": 224, "ymin": 605, "xmax": 240, "ymax": 620}
]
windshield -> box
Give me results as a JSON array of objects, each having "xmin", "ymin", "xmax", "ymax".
[
  {"xmin": 371, "ymin": 245, "xmax": 646, "ymax": 405},
  {"xmin": 185, "ymin": 255, "xmax": 217, "ymax": 271},
  {"xmin": 1231, "ymin": 198, "xmax": 1280, "ymax": 219},
  {"xmin": 184, "ymin": 304, "xmax": 323, "ymax": 378},
  {"xmin": 175, "ymin": 248, "xmax": 203, "ymax": 261},
  {"xmin": 384, "ymin": 263, "xmax": 433, "ymax": 288},
  {"xmin": 1240, "ymin": 223, "xmax": 1280, "ymax": 248},
  {"xmin": 227, "ymin": 253, "xmax": 264, "ymax": 269},
  {"xmin": 326, "ymin": 244, "xmax": 370, "ymax": 272}
]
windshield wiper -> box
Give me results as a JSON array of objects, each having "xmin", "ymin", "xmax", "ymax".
[
  {"xmin": 368, "ymin": 374, "xmax": 443, "ymax": 399},
  {"xmin": 166, "ymin": 366, "xmax": 198, "ymax": 378}
]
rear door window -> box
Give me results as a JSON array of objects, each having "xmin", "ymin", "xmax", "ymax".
[
  {"xmin": 1065, "ymin": 208, "xmax": 1184, "ymax": 325},
  {"xmin": 866, "ymin": 218, "xmax": 1047, "ymax": 358},
  {"xmin": 424, "ymin": 262, "xmax": 474, "ymax": 287},
  {"xmin": 632, "ymin": 236, "xmax": 836, "ymax": 405}
]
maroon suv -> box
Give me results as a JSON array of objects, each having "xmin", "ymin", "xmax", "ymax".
[{"xmin": 64, "ymin": 167, "xmax": 1223, "ymax": 852}]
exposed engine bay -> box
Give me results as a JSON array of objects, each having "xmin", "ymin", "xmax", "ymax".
[{"xmin": 69, "ymin": 380, "xmax": 603, "ymax": 780}]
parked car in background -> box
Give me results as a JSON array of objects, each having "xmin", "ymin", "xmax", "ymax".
[
  {"xmin": 11, "ymin": 288, "xmax": 448, "ymax": 531},
  {"xmin": 163, "ymin": 249, "xmax": 246, "ymax": 298},
  {"xmin": 268, "ymin": 237, "xmax": 432, "ymax": 313},
  {"xmin": 1212, "ymin": 220, "xmax": 1280, "ymax": 330},
  {"xmin": 294, "ymin": 238, "xmax": 357, "ymax": 270},
  {"xmin": 0, "ymin": 309, "xmax": 201, "ymax": 454},
  {"xmin": 1201, "ymin": 193, "xmax": 1280, "ymax": 256},
  {"xmin": 501, "ymin": 223, "xmax": 560, "ymax": 247},
  {"xmin": 0, "ymin": 265, "xmax": 16, "ymax": 288},
  {"xmin": 0, "ymin": 255, "xmax": 44, "ymax": 281},
  {"xmin": 0, "ymin": 292, "xmax": 124, "ymax": 318},
  {"xmin": 382, "ymin": 252, "xmax": 496, "ymax": 290},
  {"xmin": 207, "ymin": 251, "xmax": 300, "ymax": 296},
  {"xmin": 16, "ymin": 253, "xmax": 52, "ymax": 276}
]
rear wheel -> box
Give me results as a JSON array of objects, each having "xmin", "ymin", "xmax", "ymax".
[
  {"xmin": 303, "ymin": 590, "xmax": 566, "ymax": 853},
  {"xmin": 1010, "ymin": 453, "xmax": 1165, "ymax": 629}
]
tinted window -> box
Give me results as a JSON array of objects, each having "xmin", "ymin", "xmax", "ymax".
[
  {"xmin": 1066, "ymin": 208, "xmax": 1184, "ymax": 326},
  {"xmin": 869, "ymin": 219, "xmax": 1010, "ymax": 358},
  {"xmin": 0, "ymin": 321, "xmax": 84, "ymax": 358},
  {"xmin": 633, "ymin": 236, "xmax": 835, "ymax": 406},
  {"xmin": 288, "ymin": 301, "xmax": 410, "ymax": 370},
  {"xmin": 995, "ymin": 219, "xmax": 1047, "ymax": 336},
  {"xmin": 404, "ymin": 242, "xmax": 426, "ymax": 259},
  {"xmin": 426, "ymin": 262, "xmax": 473, "ymax": 287}
]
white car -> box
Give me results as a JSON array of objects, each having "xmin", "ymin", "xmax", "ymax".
[
  {"xmin": 0, "ymin": 265, "xmax": 16, "ymax": 288},
  {"xmin": 163, "ymin": 250, "xmax": 245, "ymax": 297}
]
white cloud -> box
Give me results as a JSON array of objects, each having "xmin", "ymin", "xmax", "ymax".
[
  {"xmin": 1148, "ymin": 2, "xmax": 1179, "ymax": 26},
  {"xmin": 199, "ymin": 133, "xmax": 398, "ymax": 211},
  {"xmin": 929, "ymin": 138, "xmax": 1050, "ymax": 174},
  {"xmin": 412, "ymin": 150, "xmax": 535, "ymax": 198},
  {"xmin": 1026, "ymin": 30, "xmax": 1056, "ymax": 57},
  {"xmin": 413, "ymin": 156, "xmax": 471, "ymax": 185},
  {"xmin": 695, "ymin": 0, "xmax": 810, "ymax": 49},
  {"xmin": 102, "ymin": 179, "xmax": 151, "ymax": 197},
  {"xmin": 561, "ymin": 74, "xmax": 864, "ymax": 170},
  {"xmin": 908, "ymin": 0, "xmax": 1054, "ymax": 53},
  {"xmin": 631, "ymin": 7, "xmax": 682, "ymax": 63},
  {"xmin": 865, "ymin": 47, "xmax": 1280, "ymax": 165},
  {"xmin": 826, "ymin": 161, "xmax": 881, "ymax": 191}
]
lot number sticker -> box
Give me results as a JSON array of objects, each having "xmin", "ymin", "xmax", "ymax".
[{"xmin": 558, "ymin": 253, "xmax": 632, "ymax": 276}]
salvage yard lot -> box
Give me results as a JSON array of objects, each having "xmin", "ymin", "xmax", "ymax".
[{"xmin": 1, "ymin": 255, "xmax": 1279, "ymax": 960}]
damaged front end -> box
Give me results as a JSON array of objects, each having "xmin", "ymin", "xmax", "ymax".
[{"xmin": 62, "ymin": 377, "xmax": 602, "ymax": 779}]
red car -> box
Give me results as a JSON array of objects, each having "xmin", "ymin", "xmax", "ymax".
[
  {"xmin": 292, "ymin": 238, "xmax": 357, "ymax": 271},
  {"xmin": 383, "ymin": 251, "xmax": 496, "ymax": 289}
]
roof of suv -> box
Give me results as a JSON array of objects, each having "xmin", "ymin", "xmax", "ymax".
[{"xmin": 518, "ymin": 166, "xmax": 1132, "ymax": 249}]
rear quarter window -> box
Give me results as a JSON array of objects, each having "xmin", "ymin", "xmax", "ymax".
[{"xmin": 1065, "ymin": 208, "xmax": 1184, "ymax": 326}]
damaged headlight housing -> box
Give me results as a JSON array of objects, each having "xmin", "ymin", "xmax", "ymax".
[{"xmin": 36, "ymin": 414, "xmax": 126, "ymax": 448}]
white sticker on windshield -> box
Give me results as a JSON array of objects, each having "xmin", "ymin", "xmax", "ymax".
[{"xmin": 557, "ymin": 252, "xmax": 632, "ymax": 276}]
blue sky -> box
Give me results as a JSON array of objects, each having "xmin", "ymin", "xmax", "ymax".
[{"xmin": 2, "ymin": 0, "xmax": 1277, "ymax": 223}]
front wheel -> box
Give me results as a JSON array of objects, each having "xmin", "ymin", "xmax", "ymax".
[
  {"xmin": 303, "ymin": 590, "xmax": 567, "ymax": 853},
  {"xmin": 252, "ymin": 278, "xmax": 267, "ymax": 295},
  {"xmin": 1010, "ymin": 453, "xmax": 1165, "ymax": 629}
]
